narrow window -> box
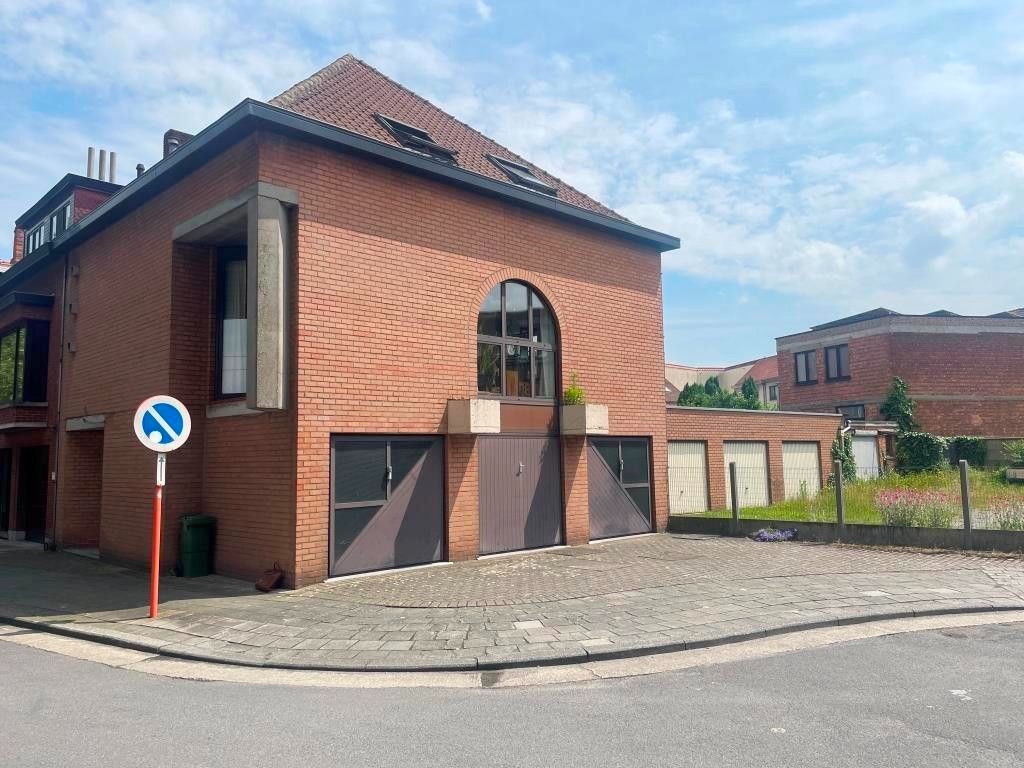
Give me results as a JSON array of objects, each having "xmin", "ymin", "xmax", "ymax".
[
  {"xmin": 794, "ymin": 350, "xmax": 816, "ymax": 384},
  {"xmin": 0, "ymin": 322, "xmax": 47, "ymax": 404},
  {"xmin": 217, "ymin": 248, "xmax": 247, "ymax": 396},
  {"xmin": 768, "ymin": 383, "xmax": 779, "ymax": 402},
  {"xmin": 837, "ymin": 404, "xmax": 865, "ymax": 420},
  {"xmin": 825, "ymin": 344, "xmax": 850, "ymax": 380}
]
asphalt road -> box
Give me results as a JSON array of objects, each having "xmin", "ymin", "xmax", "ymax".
[{"xmin": 2, "ymin": 623, "xmax": 1023, "ymax": 768}]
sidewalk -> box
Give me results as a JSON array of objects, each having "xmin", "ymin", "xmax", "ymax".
[{"xmin": 2, "ymin": 535, "xmax": 1023, "ymax": 671}]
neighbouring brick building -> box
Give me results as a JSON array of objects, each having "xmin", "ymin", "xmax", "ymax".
[
  {"xmin": 777, "ymin": 307, "xmax": 1024, "ymax": 438},
  {"xmin": 0, "ymin": 55, "xmax": 678, "ymax": 587}
]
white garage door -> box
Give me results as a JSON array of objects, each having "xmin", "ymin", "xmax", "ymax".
[
  {"xmin": 782, "ymin": 442, "xmax": 821, "ymax": 499},
  {"xmin": 723, "ymin": 441, "xmax": 770, "ymax": 509},
  {"xmin": 853, "ymin": 435, "xmax": 880, "ymax": 480},
  {"xmin": 668, "ymin": 441, "xmax": 708, "ymax": 514}
]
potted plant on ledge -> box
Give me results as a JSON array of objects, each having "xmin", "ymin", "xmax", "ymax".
[
  {"xmin": 1005, "ymin": 440, "xmax": 1024, "ymax": 483},
  {"xmin": 560, "ymin": 373, "xmax": 609, "ymax": 435}
]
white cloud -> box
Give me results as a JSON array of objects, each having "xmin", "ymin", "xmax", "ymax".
[{"xmin": 474, "ymin": 0, "xmax": 492, "ymax": 22}]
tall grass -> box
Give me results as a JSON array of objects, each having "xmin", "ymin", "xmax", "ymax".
[{"xmin": 697, "ymin": 468, "xmax": 1024, "ymax": 528}]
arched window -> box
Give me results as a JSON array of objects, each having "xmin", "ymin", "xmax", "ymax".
[{"xmin": 477, "ymin": 280, "xmax": 557, "ymax": 399}]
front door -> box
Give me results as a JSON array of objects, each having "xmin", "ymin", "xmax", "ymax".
[
  {"xmin": 589, "ymin": 438, "xmax": 653, "ymax": 539},
  {"xmin": 479, "ymin": 436, "xmax": 562, "ymax": 555},
  {"xmin": 19, "ymin": 446, "xmax": 49, "ymax": 543},
  {"xmin": 329, "ymin": 437, "xmax": 444, "ymax": 577}
]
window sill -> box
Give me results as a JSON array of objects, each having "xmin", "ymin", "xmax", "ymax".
[
  {"xmin": 825, "ymin": 376, "xmax": 851, "ymax": 383},
  {"xmin": 206, "ymin": 401, "xmax": 265, "ymax": 419},
  {"xmin": 794, "ymin": 381, "xmax": 817, "ymax": 387}
]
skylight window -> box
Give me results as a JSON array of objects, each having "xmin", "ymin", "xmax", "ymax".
[
  {"xmin": 374, "ymin": 114, "xmax": 457, "ymax": 163},
  {"xmin": 487, "ymin": 154, "xmax": 556, "ymax": 196}
]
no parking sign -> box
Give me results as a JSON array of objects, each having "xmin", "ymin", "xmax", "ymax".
[{"xmin": 133, "ymin": 395, "xmax": 192, "ymax": 619}]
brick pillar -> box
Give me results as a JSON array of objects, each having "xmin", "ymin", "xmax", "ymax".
[
  {"xmin": 561, "ymin": 436, "xmax": 589, "ymax": 546},
  {"xmin": 11, "ymin": 226, "xmax": 24, "ymax": 264},
  {"xmin": 445, "ymin": 434, "xmax": 479, "ymax": 561},
  {"xmin": 706, "ymin": 440, "xmax": 727, "ymax": 510},
  {"xmin": 767, "ymin": 440, "xmax": 786, "ymax": 504}
]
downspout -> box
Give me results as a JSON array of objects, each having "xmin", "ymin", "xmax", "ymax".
[{"xmin": 47, "ymin": 249, "xmax": 70, "ymax": 551}]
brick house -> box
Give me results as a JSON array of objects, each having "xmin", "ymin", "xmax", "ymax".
[
  {"xmin": 776, "ymin": 307, "xmax": 1024, "ymax": 438},
  {"xmin": 0, "ymin": 55, "xmax": 678, "ymax": 587}
]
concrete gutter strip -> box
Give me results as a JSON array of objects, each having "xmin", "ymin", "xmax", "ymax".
[{"xmin": 3, "ymin": 602, "xmax": 1021, "ymax": 674}]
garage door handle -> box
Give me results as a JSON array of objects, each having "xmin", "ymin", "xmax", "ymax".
[{"xmin": 517, "ymin": 461, "xmax": 524, "ymax": 475}]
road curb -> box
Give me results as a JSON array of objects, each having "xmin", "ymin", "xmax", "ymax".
[{"xmin": 3, "ymin": 603, "xmax": 1023, "ymax": 673}]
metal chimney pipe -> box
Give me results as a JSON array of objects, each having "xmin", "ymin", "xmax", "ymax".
[
  {"xmin": 98, "ymin": 149, "xmax": 107, "ymax": 182},
  {"xmin": 87, "ymin": 147, "xmax": 96, "ymax": 178},
  {"xmin": 136, "ymin": 163, "xmax": 145, "ymax": 178},
  {"xmin": 109, "ymin": 152, "xmax": 117, "ymax": 184}
]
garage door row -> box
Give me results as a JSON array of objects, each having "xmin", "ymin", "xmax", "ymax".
[
  {"xmin": 667, "ymin": 440, "xmax": 825, "ymax": 513},
  {"xmin": 329, "ymin": 436, "xmax": 653, "ymax": 577}
]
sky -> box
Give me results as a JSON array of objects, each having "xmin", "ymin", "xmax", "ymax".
[{"xmin": 1, "ymin": 1, "xmax": 1022, "ymax": 365}]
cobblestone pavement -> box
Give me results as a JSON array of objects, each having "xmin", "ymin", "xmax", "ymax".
[{"xmin": 3, "ymin": 535, "xmax": 1024, "ymax": 671}]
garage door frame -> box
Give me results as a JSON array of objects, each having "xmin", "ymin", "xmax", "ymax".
[{"xmin": 668, "ymin": 440, "xmax": 710, "ymax": 515}]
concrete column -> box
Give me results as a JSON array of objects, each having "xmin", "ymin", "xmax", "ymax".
[
  {"xmin": 246, "ymin": 195, "xmax": 289, "ymax": 411},
  {"xmin": 561, "ymin": 436, "xmax": 589, "ymax": 546}
]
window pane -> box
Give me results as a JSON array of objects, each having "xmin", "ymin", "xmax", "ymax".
[
  {"xmin": 504, "ymin": 344, "xmax": 531, "ymax": 397},
  {"xmin": 389, "ymin": 440, "xmax": 433, "ymax": 493},
  {"xmin": 477, "ymin": 343, "xmax": 501, "ymax": 394},
  {"xmin": 533, "ymin": 348, "xmax": 555, "ymax": 398},
  {"xmin": 0, "ymin": 332, "xmax": 14, "ymax": 402},
  {"xmin": 333, "ymin": 440, "xmax": 387, "ymax": 504},
  {"xmin": 531, "ymin": 291, "xmax": 555, "ymax": 345},
  {"xmin": 621, "ymin": 440, "xmax": 650, "ymax": 484},
  {"xmin": 626, "ymin": 486, "xmax": 651, "ymax": 521},
  {"xmin": 796, "ymin": 354, "xmax": 806, "ymax": 382},
  {"xmin": 332, "ymin": 505, "xmax": 382, "ymax": 564},
  {"xmin": 13, "ymin": 328, "xmax": 25, "ymax": 402},
  {"xmin": 593, "ymin": 440, "xmax": 621, "ymax": 478},
  {"xmin": 219, "ymin": 258, "xmax": 247, "ymax": 395},
  {"xmin": 504, "ymin": 282, "xmax": 529, "ymax": 339},
  {"xmin": 839, "ymin": 345, "xmax": 849, "ymax": 377},
  {"xmin": 477, "ymin": 284, "xmax": 501, "ymax": 337}
]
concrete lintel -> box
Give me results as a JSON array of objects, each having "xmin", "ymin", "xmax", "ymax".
[
  {"xmin": 447, "ymin": 399, "xmax": 501, "ymax": 434},
  {"xmin": 65, "ymin": 415, "xmax": 106, "ymax": 432},
  {"xmin": 0, "ymin": 422, "xmax": 47, "ymax": 432},
  {"xmin": 246, "ymin": 195, "xmax": 289, "ymax": 411},
  {"xmin": 172, "ymin": 182, "xmax": 298, "ymax": 242},
  {"xmin": 206, "ymin": 401, "xmax": 264, "ymax": 419}
]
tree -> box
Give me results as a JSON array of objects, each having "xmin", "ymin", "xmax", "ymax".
[
  {"xmin": 678, "ymin": 376, "xmax": 765, "ymax": 411},
  {"xmin": 740, "ymin": 376, "xmax": 759, "ymax": 404},
  {"xmin": 704, "ymin": 376, "xmax": 722, "ymax": 396},
  {"xmin": 880, "ymin": 377, "xmax": 918, "ymax": 433},
  {"xmin": 829, "ymin": 432, "xmax": 857, "ymax": 484}
]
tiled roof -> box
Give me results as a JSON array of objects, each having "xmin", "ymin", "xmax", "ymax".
[
  {"xmin": 744, "ymin": 355, "xmax": 778, "ymax": 383},
  {"xmin": 270, "ymin": 54, "xmax": 626, "ymax": 220}
]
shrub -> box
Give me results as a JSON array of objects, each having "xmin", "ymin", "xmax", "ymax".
[
  {"xmin": 1003, "ymin": 439, "xmax": 1024, "ymax": 468},
  {"xmin": 991, "ymin": 498, "xmax": 1024, "ymax": 531},
  {"xmin": 947, "ymin": 436, "xmax": 987, "ymax": 469},
  {"xmin": 876, "ymin": 489, "xmax": 956, "ymax": 528},
  {"xmin": 677, "ymin": 376, "xmax": 766, "ymax": 410},
  {"xmin": 880, "ymin": 377, "xmax": 918, "ymax": 433},
  {"xmin": 896, "ymin": 432, "xmax": 946, "ymax": 472},
  {"xmin": 562, "ymin": 372, "xmax": 586, "ymax": 405},
  {"xmin": 829, "ymin": 432, "xmax": 857, "ymax": 484}
]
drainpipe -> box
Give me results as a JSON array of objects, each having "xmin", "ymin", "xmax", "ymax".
[{"xmin": 47, "ymin": 250, "xmax": 70, "ymax": 550}]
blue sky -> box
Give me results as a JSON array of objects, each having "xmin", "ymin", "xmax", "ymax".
[{"xmin": 2, "ymin": 1, "xmax": 1022, "ymax": 364}]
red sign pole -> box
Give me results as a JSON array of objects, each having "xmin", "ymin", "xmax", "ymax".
[{"xmin": 149, "ymin": 454, "xmax": 166, "ymax": 619}]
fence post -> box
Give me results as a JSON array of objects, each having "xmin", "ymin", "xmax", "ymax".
[
  {"xmin": 833, "ymin": 459, "xmax": 845, "ymax": 536},
  {"xmin": 959, "ymin": 459, "xmax": 972, "ymax": 548},
  {"xmin": 729, "ymin": 461, "xmax": 740, "ymax": 536}
]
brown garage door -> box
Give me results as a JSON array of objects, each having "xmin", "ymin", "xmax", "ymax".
[
  {"xmin": 479, "ymin": 436, "xmax": 562, "ymax": 555},
  {"xmin": 589, "ymin": 438, "xmax": 652, "ymax": 540},
  {"xmin": 330, "ymin": 437, "xmax": 444, "ymax": 577}
]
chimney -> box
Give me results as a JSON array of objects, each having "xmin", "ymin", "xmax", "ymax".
[
  {"xmin": 163, "ymin": 129, "xmax": 194, "ymax": 158},
  {"xmin": 136, "ymin": 163, "xmax": 145, "ymax": 178},
  {"xmin": 109, "ymin": 151, "xmax": 117, "ymax": 184},
  {"xmin": 98, "ymin": 149, "xmax": 107, "ymax": 182},
  {"xmin": 86, "ymin": 147, "xmax": 96, "ymax": 178}
]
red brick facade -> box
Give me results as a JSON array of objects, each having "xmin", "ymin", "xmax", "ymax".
[
  {"xmin": 778, "ymin": 316, "xmax": 1024, "ymax": 437},
  {"xmin": 666, "ymin": 407, "xmax": 841, "ymax": 509}
]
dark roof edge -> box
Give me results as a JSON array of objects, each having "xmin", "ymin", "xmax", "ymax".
[
  {"xmin": 15, "ymin": 174, "xmax": 122, "ymax": 227},
  {"xmin": 1, "ymin": 98, "xmax": 679, "ymax": 294},
  {"xmin": 0, "ymin": 291, "xmax": 55, "ymax": 313}
]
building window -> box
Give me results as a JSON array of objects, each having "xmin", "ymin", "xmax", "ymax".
[
  {"xmin": 794, "ymin": 350, "xmax": 816, "ymax": 385},
  {"xmin": 767, "ymin": 383, "xmax": 779, "ymax": 402},
  {"xmin": 25, "ymin": 223, "xmax": 46, "ymax": 255},
  {"xmin": 216, "ymin": 247, "xmax": 247, "ymax": 396},
  {"xmin": 374, "ymin": 114, "xmax": 457, "ymax": 163},
  {"xmin": 0, "ymin": 321, "xmax": 49, "ymax": 405},
  {"xmin": 477, "ymin": 280, "xmax": 557, "ymax": 399},
  {"xmin": 487, "ymin": 154, "xmax": 557, "ymax": 195},
  {"xmin": 837, "ymin": 404, "xmax": 865, "ymax": 420},
  {"xmin": 825, "ymin": 344, "xmax": 850, "ymax": 381}
]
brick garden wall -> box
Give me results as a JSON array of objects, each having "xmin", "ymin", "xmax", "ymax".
[
  {"xmin": 666, "ymin": 406, "xmax": 842, "ymax": 509},
  {"xmin": 257, "ymin": 132, "xmax": 668, "ymax": 586}
]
